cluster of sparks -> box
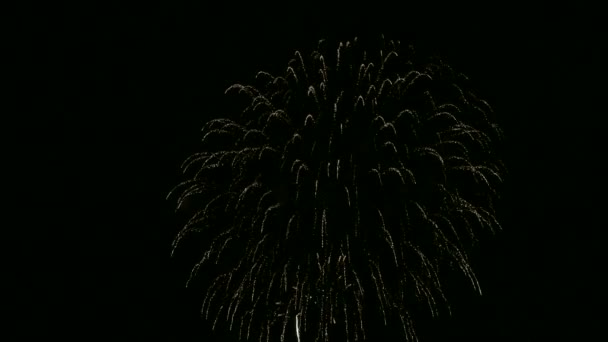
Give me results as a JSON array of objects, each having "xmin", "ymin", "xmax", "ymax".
[{"xmin": 168, "ymin": 36, "xmax": 504, "ymax": 342}]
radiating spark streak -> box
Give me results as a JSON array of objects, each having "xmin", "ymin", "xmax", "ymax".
[
  {"xmin": 378, "ymin": 209, "xmax": 399, "ymax": 266},
  {"xmin": 296, "ymin": 312, "xmax": 301, "ymax": 342},
  {"xmin": 344, "ymin": 185, "xmax": 351, "ymax": 207},
  {"xmin": 261, "ymin": 203, "xmax": 280, "ymax": 233},
  {"xmin": 286, "ymin": 214, "xmax": 295, "ymax": 239},
  {"xmin": 336, "ymin": 158, "xmax": 340, "ymax": 180},
  {"xmin": 370, "ymin": 266, "xmax": 387, "ymax": 326},
  {"xmin": 369, "ymin": 168, "xmax": 383, "ymax": 188},
  {"xmin": 355, "ymin": 95, "xmax": 365, "ymax": 110},
  {"xmin": 321, "ymin": 208, "xmax": 327, "ymax": 249}
]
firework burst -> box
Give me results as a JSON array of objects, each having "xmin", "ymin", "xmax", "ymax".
[{"xmin": 168, "ymin": 35, "xmax": 505, "ymax": 342}]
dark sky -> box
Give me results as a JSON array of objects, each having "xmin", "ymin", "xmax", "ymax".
[{"xmin": 51, "ymin": 2, "xmax": 605, "ymax": 341}]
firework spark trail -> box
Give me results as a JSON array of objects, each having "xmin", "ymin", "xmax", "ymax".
[{"xmin": 168, "ymin": 35, "xmax": 504, "ymax": 342}]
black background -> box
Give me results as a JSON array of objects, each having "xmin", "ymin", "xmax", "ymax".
[{"xmin": 45, "ymin": 2, "xmax": 606, "ymax": 341}]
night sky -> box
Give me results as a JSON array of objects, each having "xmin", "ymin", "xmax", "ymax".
[{"xmin": 50, "ymin": 3, "xmax": 605, "ymax": 341}]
